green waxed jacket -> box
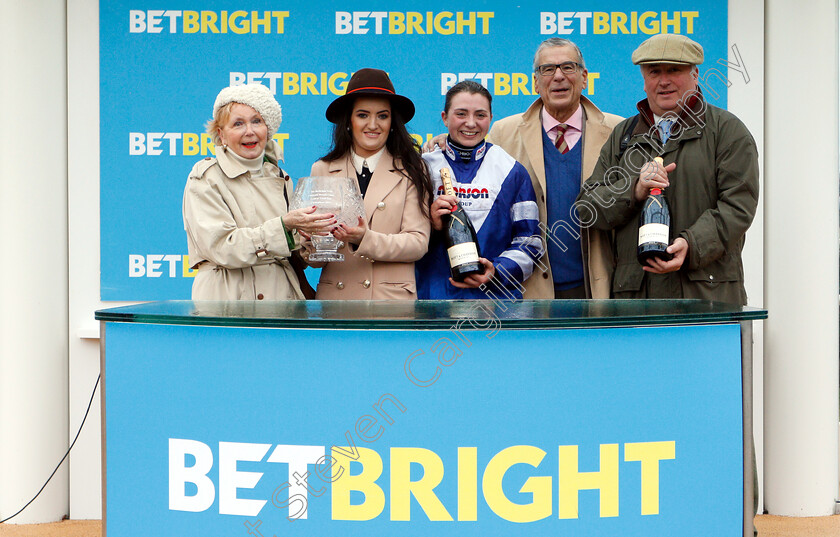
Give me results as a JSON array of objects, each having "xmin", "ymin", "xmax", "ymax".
[{"xmin": 577, "ymin": 92, "xmax": 759, "ymax": 304}]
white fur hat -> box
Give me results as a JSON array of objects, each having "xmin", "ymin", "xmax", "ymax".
[{"xmin": 213, "ymin": 83, "xmax": 282, "ymax": 136}]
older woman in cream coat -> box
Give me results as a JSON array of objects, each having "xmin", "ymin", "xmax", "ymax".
[
  {"xmin": 306, "ymin": 69, "xmax": 432, "ymax": 300},
  {"xmin": 183, "ymin": 84, "xmax": 334, "ymax": 300}
]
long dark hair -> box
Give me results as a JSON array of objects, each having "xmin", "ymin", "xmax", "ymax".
[{"xmin": 320, "ymin": 98, "xmax": 432, "ymax": 218}]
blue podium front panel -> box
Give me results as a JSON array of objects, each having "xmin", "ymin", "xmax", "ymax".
[{"xmin": 104, "ymin": 321, "xmax": 743, "ymax": 536}]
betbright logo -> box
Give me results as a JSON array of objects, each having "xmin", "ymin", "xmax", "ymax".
[
  {"xmin": 129, "ymin": 10, "xmax": 289, "ymax": 34},
  {"xmin": 129, "ymin": 255, "xmax": 195, "ymax": 278},
  {"xmin": 229, "ymin": 72, "xmax": 350, "ymax": 96},
  {"xmin": 441, "ymin": 72, "xmax": 601, "ymax": 96},
  {"xmin": 335, "ymin": 11, "xmax": 494, "ymax": 35},
  {"xmin": 539, "ymin": 11, "xmax": 699, "ymax": 35},
  {"xmin": 169, "ymin": 439, "xmax": 675, "ymax": 521},
  {"xmin": 128, "ymin": 133, "xmax": 288, "ymax": 157}
]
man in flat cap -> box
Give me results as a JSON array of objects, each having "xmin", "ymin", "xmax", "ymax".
[{"xmin": 577, "ymin": 34, "xmax": 759, "ymax": 304}]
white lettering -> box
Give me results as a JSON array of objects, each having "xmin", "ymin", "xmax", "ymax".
[
  {"xmin": 335, "ymin": 11, "xmax": 352, "ymax": 34},
  {"xmin": 540, "ymin": 12, "xmax": 556, "ymax": 34},
  {"xmin": 219, "ymin": 442, "xmax": 271, "ymax": 517},
  {"xmin": 129, "ymin": 10, "xmax": 146, "ymax": 33},
  {"xmin": 353, "ymin": 11, "xmax": 370, "ymax": 34},
  {"xmin": 441, "ymin": 73, "xmax": 457, "ymax": 94},
  {"xmin": 129, "ymin": 133, "xmax": 145, "ymax": 155},
  {"xmin": 266, "ymin": 445, "xmax": 326, "ymax": 519},
  {"xmin": 147, "ymin": 10, "xmax": 165, "ymax": 33},
  {"xmin": 147, "ymin": 133, "xmax": 164, "ymax": 156},
  {"xmin": 128, "ymin": 254, "xmax": 145, "ymax": 277},
  {"xmin": 169, "ymin": 439, "xmax": 215, "ymax": 512}
]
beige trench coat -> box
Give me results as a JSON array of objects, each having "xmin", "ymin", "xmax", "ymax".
[
  {"xmin": 182, "ymin": 140, "xmax": 304, "ymax": 300},
  {"xmin": 309, "ymin": 151, "xmax": 430, "ymax": 300},
  {"xmin": 488, "ymin": 96, "xmax": 622, "ymax": 299}
]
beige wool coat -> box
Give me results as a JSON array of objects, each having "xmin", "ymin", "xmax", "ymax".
[
  {"xmin": 183, "ymin": 140, "xmax": 304, "ymax": 301},
  {"xmin": 488, "ymin": 96, "xmax": 622, "ymax": 299},
  {"xmin": 309, "ymin": 151, "xmax": 430, "ymax": 300}
]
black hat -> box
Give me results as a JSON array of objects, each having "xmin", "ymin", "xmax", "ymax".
[{"xmin": 325, "ymin": 68, "xmax": 415, "ymax": 123}]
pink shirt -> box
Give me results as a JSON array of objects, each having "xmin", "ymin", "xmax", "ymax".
[{"xmin": 542, "ymin": 104, "xmax": 583, "ymax": 150}]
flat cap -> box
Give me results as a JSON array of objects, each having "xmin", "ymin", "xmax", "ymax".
[{"xmin": 632, "ymin": 34, "xmax": 704, "ymax": 65}]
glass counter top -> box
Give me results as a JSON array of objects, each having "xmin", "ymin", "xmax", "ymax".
[{"xmin": 96, "ymin": 299, "xmax": 767, "ymax": 330}]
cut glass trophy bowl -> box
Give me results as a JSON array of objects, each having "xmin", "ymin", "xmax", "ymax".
[{"xmin": 288, "ymin": 176, "xmax": 366, "ymax": 262}]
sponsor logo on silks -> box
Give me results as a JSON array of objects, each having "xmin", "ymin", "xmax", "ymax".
[
  {"xmin": 443, "ymin": 140, "xmax": 487, "ymax": 162},
  {"xmin": 436, "ymin": 185, "xmax": 489, "ymax": 199}
]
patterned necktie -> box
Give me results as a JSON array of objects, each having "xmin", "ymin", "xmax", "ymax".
[
  {"xmin": 554, "ymin": 124, "xmax": 569, "ymax": 154},
  {"xmin": 658, "ymin": 118, "xmax": 674, "ymax": 144},
  {"xmin": 357, "ymin": 163, "xmax": 372, "ymax": 197}
]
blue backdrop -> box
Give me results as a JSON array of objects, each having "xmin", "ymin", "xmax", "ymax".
[{"xmin": 100, "ymin": 1, "xmax": 728, "ymax": 299}]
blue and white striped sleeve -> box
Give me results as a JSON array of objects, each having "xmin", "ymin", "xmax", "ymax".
[{"xmin": 493, "ymin": 162, "xmax": 543, "ymax": 290}]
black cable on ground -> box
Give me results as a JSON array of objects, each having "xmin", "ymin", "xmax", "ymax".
[{"xmin": 0, "ymin": 373, "xmax": 101, "ymax": 524}]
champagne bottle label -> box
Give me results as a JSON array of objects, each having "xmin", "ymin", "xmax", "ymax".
[
  {"xmin": 638, "ymin": 223, "xmax": 669, "ymax": 246},
  {"xmin": 447, "ymin": 242, "xmax": 480, "ymax": 267},
  {"xmin": 441, "ymin": 168, "xmax": 457, "ymax": 196}
]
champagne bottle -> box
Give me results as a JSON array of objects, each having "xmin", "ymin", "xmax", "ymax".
[
  {"xmin": 637, "ymin": 157, "xmax": 673, "ymax": 265},
  {"xmin": 440, "ymin": 168, "xmax": 483, "ymax": 282}
]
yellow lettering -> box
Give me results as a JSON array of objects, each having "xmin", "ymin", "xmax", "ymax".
[
  {"xmin": 183, "ymin": 11, "xmax": 199, "ymax": 33},
  {"xmin": 457, "ymin": 12, "xmax": 476, "ymax": 34},
  {"xmin": 229, "ymin": 11, "xmax": 248, "ymax": 34},
  {"xmin": 494, "ymin": 73, "xmax": 511, "ymax": 96},
  {"xmin": 283, "ymin": 72, "xmax": 300, "ymax": 95},
  {"xmin": 683, "ymin": 11, "xmax": 699, "ymax": 34},
  {"xmin": 483, "ymin": 445, "xmax": 552, "ymax": 523},
  {"xmin": 587, "ymin": 73, "xmax": 600, "ymax": 95},
  {"xmin": 183, "ymin": 133, "xmax": 199, "ymax": 156},
  {"xmin": 331, "ymin": 447, "xmax": 385, "ymax": 521},
  {"xmin": 251, "ymin": 11, "xmax": 271, "ymax": 33},
  {"xmin": 457, "ymin": 447, "xmax": 477, "ymax": 521},
  {"xmin": 202, "ymin": 134, "xmax": 215, "ymax": 156},
  {"xmin": 512, "ymin": 73, "xmax": 530, "ymax": 96},
  {"xmin": 389, "ymin": 12, "xmax": 405, "ymax": 34},
  {"xmin": 201, "ymin": 11, "xmax": 218, "ymax": 33},
  {"xmin": 624, "ymin": 441, "xmax": 676, "ymax": 515},
  {"xmin": 272, "ymin": 11, "xmax": 289, "ymax": 33},
  {"xmin": 593, "ymin": 12, "xmax": 610, "ymax": 34},
  {"xmin": 272, "ymin": 133, "xmax": 288, "ymax": 154},
  {"xmin": 300, "ymin": 72, "xmax": 317, "ymax": 95},
  {"xmin": 329, "ymin": 72, "xmax": 348, "ymax": 95},
  {"xmin": 661, "ymin": 11, "xmax": 680, "ymax": 33},
  {"xmin": 406, "ymin": 12, "xmax": 423, "ymax": 34},
  {"xmin": 611, "ymin": 12, "xmax": 628, "ymax": 34},
  {"xmin": 390, "ymin": 448, "xmax": 453, "ymax": 521},
  {"xmin": 434, "ymin": 12, "xmax": 455, "ymax": 35},
  {"xmin": 182, "ymin": 255, "xmax": 196, "ymax": 277},
  {"xmin": 477, "ymin": 12, "xmax": 493, "ymax": 34},
  {"xmin": 558, "ymin": 444, "xmax": 619, "ymax": 519},
  {"xmin": 639, "ymin": 12, "xmax": 659, "ymax": 34}
]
